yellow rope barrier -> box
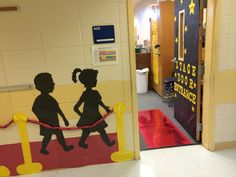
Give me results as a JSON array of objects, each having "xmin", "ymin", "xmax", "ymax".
[
  {"xmin": 0, "ymin": 166, "xmax": 10, "ymax": 177},
  {"xmin": 13, "ymin": 113, "xmax": 42, "ymax": 175},
  {"xmin": 111, "ymin": 103, "xmax": 134, "ymax": 162}
]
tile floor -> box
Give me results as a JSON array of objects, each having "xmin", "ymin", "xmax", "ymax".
[{"xmin": 20, "ymin": 145, "xmax": 236, "ymax": 177}]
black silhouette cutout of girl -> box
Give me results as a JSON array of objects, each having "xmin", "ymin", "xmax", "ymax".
[
  {"xmin": 32, "ymin": 73, "xmax": 74, "ymax": 155},
  {"xmin": 72, "ymin": 68, "xmax": 115, "ymax": 149}
]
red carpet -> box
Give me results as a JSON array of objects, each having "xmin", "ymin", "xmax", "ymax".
[
  {"xmin": 0, "ymin": 133, "xmax": 117, "ymax": 176},
  {"xmin": 138, "ymin": 109, "xmax": 192, "ymax": 149}
]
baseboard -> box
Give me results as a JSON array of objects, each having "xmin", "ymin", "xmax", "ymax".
[{"xmin": 214, "ymin": 141, "xmax": 236, "ymax": 151}]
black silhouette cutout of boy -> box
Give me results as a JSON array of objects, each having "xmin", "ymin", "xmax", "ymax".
[
  {"xmin": 32, "ymin": 73, "xmax": 74, "ymax": 155},
  {"xmin": 72, "ymin": 68, "xmax": 115, "ymax": 149}
]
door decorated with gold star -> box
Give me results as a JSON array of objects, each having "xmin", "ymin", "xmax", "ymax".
[{"xmin": 174, "ymin": 0, "xmax": 203, "ymax": 141}]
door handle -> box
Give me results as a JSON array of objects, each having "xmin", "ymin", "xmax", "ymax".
[{"xmin": 172, "ymin": 57, "xmax": 177, "ymax": 63}]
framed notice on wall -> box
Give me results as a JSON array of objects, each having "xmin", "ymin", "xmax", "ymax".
[{"xmin": 92, "ymin": 45, "xmax": 118, "ymax": 65}]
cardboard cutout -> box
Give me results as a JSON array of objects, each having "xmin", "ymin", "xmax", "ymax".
[
  {"xmin": 72, "ymin": 68, "xmax": 115, "ymax": 148},
  {"xmin": 32, "ymin": 73, "xmax": 74, "ymax": 155}
]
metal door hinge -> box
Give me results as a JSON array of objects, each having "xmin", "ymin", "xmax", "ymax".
[
  {"xmin": 197, "ymin": 123, "xmax": 202, "ymax": 132},
  {"xmin": 198, "ymin": 64, "xmax": 205, "ymax": 76}
]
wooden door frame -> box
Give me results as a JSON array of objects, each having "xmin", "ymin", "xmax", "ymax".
[
  {"xmin": 202, "ymin": 0, "xmax": 221, "ymax": 151},
  {"xmin": 127, "ymin": 0, "xmax": 219, "ymax": 158}
]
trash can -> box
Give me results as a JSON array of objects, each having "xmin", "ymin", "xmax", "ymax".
[{"xmin": 136, "ymin": 68, "xmax": 149, "ymax": 94}]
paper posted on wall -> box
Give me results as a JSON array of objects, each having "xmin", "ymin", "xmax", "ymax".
[{"xmin": 92, "ymin": 45, "xmax": 118, "ymax": 65}]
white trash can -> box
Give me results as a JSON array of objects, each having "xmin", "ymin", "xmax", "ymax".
[{"xmin": 136, "ymin": 68, "xmax": 149, "ymax": 94}]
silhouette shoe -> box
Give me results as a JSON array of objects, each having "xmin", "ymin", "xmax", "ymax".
[
  {"xmin": 106, "ymin": 140, "xmax": 116, "ymax": 147},
  {"xmin": 63, "ymin": 145, "xmax": 74, "ymax": 152},
  {"xmin": 79, "ymin": 142, "xmax": 88, "ymax": 149},
  {"xmin": 40, "ymin": 149, "xmax": 49, "ymax": 155}
]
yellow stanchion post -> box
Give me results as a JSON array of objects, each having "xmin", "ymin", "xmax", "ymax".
[
  {"xmin": 111, "ymin": 103, "xmax": 134, "ymax": 162},
  {"xmin": 13, "ymin": 113, "xmax": 42, "ymax": 175},
  {"xmin": 0, "ymin": 166, "xmax": 10, "ymax": 177}
]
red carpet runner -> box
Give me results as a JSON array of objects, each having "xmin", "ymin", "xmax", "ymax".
[
  {"xmin": 0, "ymin": 133, "xmax": 117, "ymax": 176},
  {"xmin": 138, "ymin": 109, "xmax": 192, "ymax": 149}
]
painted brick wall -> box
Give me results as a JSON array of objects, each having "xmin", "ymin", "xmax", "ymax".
[
  {"xmin": 214, "ymin": 0, "xmax": 236, "ymax": 143},
  {"xmin": 0, "ymin": 0, "xmax": 134, "ymax": 150}
]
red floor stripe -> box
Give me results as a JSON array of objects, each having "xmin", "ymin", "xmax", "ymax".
[
  {"xmin": 138, "ymin": 109, "xmax": 192, "ymax": 149},
  {"xmin": 0, "ymin": 133, "xmax": 117, "ymax": 176}
]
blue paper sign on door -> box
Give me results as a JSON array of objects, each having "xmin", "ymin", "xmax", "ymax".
[{"xmin": 92, "ymin": 25, "xmax": 115, "ymax": 44}]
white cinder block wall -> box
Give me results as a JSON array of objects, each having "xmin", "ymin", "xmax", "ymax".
[
  {"xmin": 0, "ymin": 0, "xmax": 130, "ymax": 85},
  {"xmin": 0, "ymin": 0, "xmax": 135, "ymax": 150},
  {"xmin": 214, "ymin": 0, "xmax": 236, "ymax": 143}
]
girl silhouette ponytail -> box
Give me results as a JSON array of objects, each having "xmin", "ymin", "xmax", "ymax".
[{"xmin": 72, "ymin": 68, "xmax": 82, "ymax": 83}]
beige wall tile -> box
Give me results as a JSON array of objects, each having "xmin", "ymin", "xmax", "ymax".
[
  {"xmin": 0, "ymin": 54, "xmax": 4, "ymax": 71},
  {"xmin": 0, "ymin": 71, "xmax": 7, "ymax": 87},
  {"xmin": 78, "ymin": 2, "xmax": 119, "ymax": 24},
  {"xmin": 0, "ymin": 29, "xmax": 42, "ymax": 50},
  {"xmin": 119, "ymin": 2, "xmax": 128, "ymax": 23},
  {"xmin": 44, "ymin": 47, "xmax": 84, "ymax": 67},
  {"xmin": 121, "ymin": 43, "xmax": 130, "ymax": 63},
  {"xmin": 124, "ymin": 81, "xmax": 132, "ymax": 97},
  {"xmin": 96, "ymin": 81, "xmax": 125, "ymax": 99},
  {"xmin": 6, "ymin": 68, "xmax": 45, "ymax": 86},
  {"xmin": 221, "ymin": 16, "xmax": 231, "ymax": 35},
  {"xmin": 228, "ymin": 53, "xmax": 236, "ymax": 70},
  {"xmin": 229, "ymin": 16, "xmax": 236, "ymax": 34},
  {"xmin": 216, "ymin": 104, "xmax": 236, "ymax": 120},
  {"xmin": 232, "ymin": 0, "xmax": 236, "ymax": 14},
  {"xmin": 1, "ymin": 50, "xmax": 45, "ymax": 71},
  {"xmin": 9, "ymin": 90, "xmax": 35, "ymax": 108},
  {"xmin": 46, "ymin": 66, "xmax": 79, "ymax": 85},
  {"xmin": 0, "ymin": 7, "xmax": 38, "ymax": 30},
  {"xmin": 0, "ymin": 93, "xmax": 12, "ymax": 109},
  {"xmin": 122, "ymin": 62, "xmax": 131, "ymax": 81},
  {"xmin": 228, "ymin": 35, "xmax": 236, "ymax": 53},
  {"xmin": 38, "ymin": 4, "xmax": 82, "ymax": 47},
  {"xmin": 21, "ymin": 0, "xmax": 77, "ymax": 7},
  {"xmin": 93, "ymin": 64, "xmax": 123, "ymax": 81},
  {"xmin": 221, "ymin": 0, "xmax": 232, "ymax": 16},
  {"xmin": 0, "ymin": 109, "xmax": 13, "ymax": 124},
  {"xmin": 120, "ymin": 22, "xmax": 129, "ymax": 43},
  {"xmin": 51, "ymin": 84, "xmax": 83, "ymax": 103},
  {"xmin": 40, "ymin": 27, "xmax": 82, "ymax": 48},
  {"xmin": 83, "ymin": 45, "xmax": 93, "ymax": 65},
  {"xmin": 79, "ymin": 0, "xmax": 117, "ymax": 4}
]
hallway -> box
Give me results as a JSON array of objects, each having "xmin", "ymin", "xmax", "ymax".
[
  {"xmin": 20, "ymin": 145, "xmax": 236, "ymax": 177},
  {"xmin": 138, "ymin": 90, "xmax": 195, "ymax": 150}
]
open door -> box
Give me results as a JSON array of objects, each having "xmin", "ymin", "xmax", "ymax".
[{"xmin": 174, "ymin": 0, "xmax": 203, "ymax": 141}]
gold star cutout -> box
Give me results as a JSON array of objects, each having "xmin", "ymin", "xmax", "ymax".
[
  {"xmin": 180, "ymin": 0, "xmax": 183, "ymax": 5},
  {"xmin": 189, "ymin": 0, "xmax": 195, "ymax": 15},
  {"xmin": 174, "ymin": 16, "xmax": 177, "ymax": 22},
  {"xmin": 192, "ymin": 106, "xmax": 195, "ymax": 112},
  {"xmin": 184, "ymin": 49, "xmax": 187, "ymax": 54},
  {"xmin": 185, "ymin": 26, "xmax": 188, "ymax": 32},
  {"xmin": 174, "ymin": 72, "xmax": 177, "ymax": 78},
  {"xmin": 194, "ymin": 83, "xmax": 197, "ymax": 88},
  {"xmin": 175, "ymin": 38, "xmax": 178, "ymax": 43}
]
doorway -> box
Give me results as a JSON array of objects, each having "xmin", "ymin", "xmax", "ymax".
[{"xmin": 133, "ymin": 0, "xmax": 207, "ymax": 151}]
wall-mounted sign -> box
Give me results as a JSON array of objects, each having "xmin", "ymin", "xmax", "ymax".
[
  {"xmin": 92, "ymin": 25, "xmax": 115, "ymax": 44},
  {"xmin": 92, "ymin": 45, "xmax": 118, "ymax": 65}
]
